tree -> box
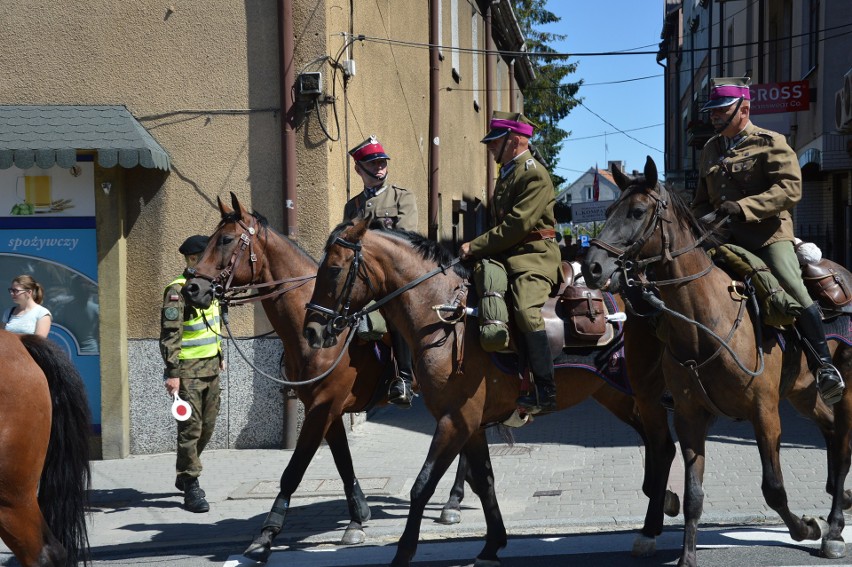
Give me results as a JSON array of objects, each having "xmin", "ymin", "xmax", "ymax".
[{"xmin": 513, "ymin": 0, "xmax": 580, "ymax": 188}]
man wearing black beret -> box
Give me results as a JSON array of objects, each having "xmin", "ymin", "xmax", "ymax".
[{"xmin": 160, "ymin": 235, "xmax": 223, "ymax": 512}]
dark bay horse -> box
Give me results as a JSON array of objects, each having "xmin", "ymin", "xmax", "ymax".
[
  {"xmin": 303, "ymin": 219, "xmax": 678, "ymax": 567},
  {"xmin": 183, "ymin": 193, "xmax": 474, "ymax": 562},
  {"xmin": 582, "ymin": 156, "xmax": 852, "ymax": 566},
  {"xmin": 0, "ymin": 330, "xmax": 91, "ymax": 567}
]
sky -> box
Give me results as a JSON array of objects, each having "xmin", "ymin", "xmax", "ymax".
[{"xmin": 542, "ymin": 1, "xmax": 666, "ymax": 185}]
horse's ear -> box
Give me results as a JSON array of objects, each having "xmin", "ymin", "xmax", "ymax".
[
  {"xmin": 218, "ymin": 195, "xmax": 234, "ymax": 218},
  {"xmin": 349, "ymin": 216, "xmax": 370, "ymax": 241},
  {"xmin": 643, "ymin": 156, "xmax": 658, "ymax": 187},
  {"xmin": 611, "ymin": 162, "xmax": 631, "ymax": 192},
  {"xmin": 230, "ymin": 192, "xmax": 249, "ymax": 218}
]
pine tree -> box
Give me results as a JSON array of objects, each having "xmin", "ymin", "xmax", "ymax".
[{"xmin": 513, "ymin": 0, "xmax": 580, "ymax": 188}]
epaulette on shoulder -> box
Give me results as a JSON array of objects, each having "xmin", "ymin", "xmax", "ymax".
[
  {"xmin": 755, "ymin": 130, "xmax": 775, "ymax": 140},
  {"xmin": 524, "ymin": 158, "xmax": 537, "ymax": 170},
  {"xmin": 391, "ymin": 184, "xmax": 409, "ymax": 192}
]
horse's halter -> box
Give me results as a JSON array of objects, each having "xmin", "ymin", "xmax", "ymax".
[
  {"xmin": 590, "ymin": 184, "xmax": 715, "ymax": 288},
  {"xmin": 186, "ymin": 215, "xmax": 262, "ymax": 299},
  {"xmin": 305, "ymin": 236, "xmax": 370, "ymax": 338}
]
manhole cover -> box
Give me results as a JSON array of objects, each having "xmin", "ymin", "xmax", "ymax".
[{"xmin": 489, "ymin": 444, "xmax": 532, "ymax": 457}]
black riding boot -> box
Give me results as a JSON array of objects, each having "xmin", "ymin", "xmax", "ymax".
[
  {"xmin": 389, "ymin": 330, "xmax": 414, "ymax": 408},
  {"xmin": 798, "ymin": 303, "xmax": 845, "ymax": 405},
  {"xmin": 515, "ymin": 330, "xmax": 557, "ymax": 414}
]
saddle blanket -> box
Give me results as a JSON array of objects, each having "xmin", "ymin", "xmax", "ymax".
[{"xmin": 491, "ymin": 293, "xmax": 632, "ymax": 395}]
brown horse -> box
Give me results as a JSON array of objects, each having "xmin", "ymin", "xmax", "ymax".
[
  {"xmin": 582, "ymin": 156, "xmax": 852, "ymax": 566},
  {"xmin": 0, "ymin": 330, "xmax": 91, "ymax": 567},
  {"xmin": 303, "ymin": 219, "xmax": 678, "ymax": 567},
  {"xmin": 183, "ymin": 193, "xmax": 478, "ymax": 562}
]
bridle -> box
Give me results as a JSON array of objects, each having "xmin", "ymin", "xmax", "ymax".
[
  {"xmin": 186, "ymin": 214, "xmax": 315, "ymax": 305},
  {"xmin": 589, "ymin": 183, "xmax": 718, "ymax": 289},
  {"xmin": 305, "ymin": 233, "xmax": 462, "ymax": 339},
  {"xmin": 305, "ymin": 236, "xmax": 372, "ymax": 338},
  {"xmin": 589, "ymin": 181, "xmax": 764, "ymax": 387}
]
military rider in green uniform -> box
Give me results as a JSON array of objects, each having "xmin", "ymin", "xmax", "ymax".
[
  {"xmin": 460, "ymin": 111, "xmax": 562, "ymax": 414},
  {"xmin": 692, "ymin": 77, "xmax": 844, "ymax": 405},
  {"xmin": 161, "ymin": 235, "xmax": 224, "ymax": 512},
  {"xmin": 345, "ymin": 136, "xmax": 419, "ymax": 407}
]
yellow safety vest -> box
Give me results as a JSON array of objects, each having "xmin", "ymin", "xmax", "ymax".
[{"xmin": 167, "ymin": 277, "xmax": 221, "ymax": 360}]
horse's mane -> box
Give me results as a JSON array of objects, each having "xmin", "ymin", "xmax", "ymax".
[
  {"xmin": 224, "ymin": 208, "xmax": 318, "ymax": 265},
  {"xmin": 377, "ymin": 226, "xmax": 470, "ymax": 279},
  {"xmin": 326, "ymin": 219, "xmax": 469, "ymax": 279}
]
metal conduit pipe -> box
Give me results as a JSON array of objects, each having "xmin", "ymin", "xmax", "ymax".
[
  {"xmin": 485, "ymin": 3, "xmax": 496, "ymax": 204},
  {"xmin": 428, "ymin": 0, "xmax": 441, "ymax": 240},
  {"xmin": 278, "ymin": 0, "xmax": 299, "ymax": 449}
]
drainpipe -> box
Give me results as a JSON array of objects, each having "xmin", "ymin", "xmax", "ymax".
[
  {"xmin": 485, "ymin": 3, "xmax": 496, "ymax": 204},
  {"xmin": 279, "ymin": 0, "xmax": 299, "ymax": 450},
  {"xmin": 508, "ymin": 60, "xmax": 516, "ymax": 112},
  {"xmin": 428, "ymin": 0, "xmax": 440, "ymax": 240}
]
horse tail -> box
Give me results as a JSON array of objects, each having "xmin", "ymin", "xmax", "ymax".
[{"xmin": 20, "ymin": 335, "xmax": 92, "ymax": 567}]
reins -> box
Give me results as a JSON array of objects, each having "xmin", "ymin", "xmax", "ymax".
[
  {"xmin": 189, "ymin": 213, "xmax": 354, "ymax": 387},
  {"xmin": 592, "ymin": 183, "xmax": 766, "ymax": 389},
  {"xmin": 305, "ymin": 234, "xmax": 462, "ymax": 335}
]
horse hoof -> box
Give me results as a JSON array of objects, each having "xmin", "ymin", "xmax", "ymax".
[
  {"xmin": 243, "ymin": 542, "xmax": 272, "ymax": 563},
  {"xmin": 822, "ymin": 538, "xmax": 847, "ymax": 559},
  {"xmin": 844, "ymin": 489, "xmax": 852, "ymax": 511},
  {"xmin": 632, "ymin": 534, "xmax": 657, "ymax": 557},
  {"xmin": 664, "ymin": 489, "xmax": 680, "ymax": 517},
  {"xmin": 340, "ymin": 526, "xmax": 366, "ymax": 545},
  {"xmin": 438, "ymin": 507, "xmax": 461, "ymax": 525},
  {"xmin": 473, "ymin": 558, "xmax": 501, "ymax": 567}
]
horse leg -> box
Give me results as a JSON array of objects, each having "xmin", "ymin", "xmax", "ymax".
[
  {"xmin": 325, "ymin": 416, "xmax": 371, "ymax": 544},
  {"xmin": 438, "ymin": 452, "xmax": 467, "ymax": 525},
  {"xmin": 790, "ymin": 344, "xmax": 852, "ymax": 558},
  {"xmin": 391, "ymin": 416, "xmax": 472, "ymax": 567},
  {"xmin": 751, "ymin": 407, "xmax": 826, "ymax": 544},
  {"xmin": 0, "ymin": 501, "xmax": 64, "ymax": 567},
  {"xmin": 461, "ymin": 429, "xmax": 507, "ymax": 567},
  {"xmin": 673, "ymin": 407, "xmax": 712, "ymax": 567},
  {"xmin": 594, "ymin": 386, "xmax": 677, "ymax": 557},
  {"xmin": 243, "ymin": 406, "xmax": 337, "ymax": 562}
]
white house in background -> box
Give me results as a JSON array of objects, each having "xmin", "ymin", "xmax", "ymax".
[{"xmin": 556, "ymin": 160, "xmax": 628, "ymax": 205}]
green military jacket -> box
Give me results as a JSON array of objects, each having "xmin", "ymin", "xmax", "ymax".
[
  {"xmin": 468, "ymin": 150, "xmax": 561, "ymax": 281},
  {"xmin": 343, "ymin": 183, "xmax": 418, "ymax": 231},
  {"xmin": 160, "ymin": 280, "xmax": 221, "ymax": 379},
  {"xmin": 692, "ymin": 121, "xmax": 802, "ymax": 250}
]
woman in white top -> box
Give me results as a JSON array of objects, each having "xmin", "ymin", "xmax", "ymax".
[{"xmin": 1, "ymin": 275, "xmax": 52, "ymax": 337}]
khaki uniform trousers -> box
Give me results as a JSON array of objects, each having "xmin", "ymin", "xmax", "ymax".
[
  {"xmin": 176, "ymin": 374, "xmax": 221, "ymax": 479},
  {"xmin": 752, "ymin": 240, "xmax": 812, "ymax": 313},
  {"xmin": 508, "ymin": 272, "xmax": 553, "ymax": 333}
]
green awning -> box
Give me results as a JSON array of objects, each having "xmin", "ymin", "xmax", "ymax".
[{"xmin": 0, "ymin": 105, "xmax": 170, "ymax": 171}]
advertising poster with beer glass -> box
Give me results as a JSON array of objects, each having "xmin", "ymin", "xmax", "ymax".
[{"xmin": 0, "ymin": 160, "xmax": 101, "ymax": 430}]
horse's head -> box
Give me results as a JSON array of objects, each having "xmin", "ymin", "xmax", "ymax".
[
  {"xmin": 183, "ymin": 192, "xmax": 267, "ymax": 308},
  {"xmin": 303, "ymin": 219, "xmax": 373, "ymax": 349},
  {"xmin": 582, "ymin": 156, "xmax": 683, "ymax": 293}
]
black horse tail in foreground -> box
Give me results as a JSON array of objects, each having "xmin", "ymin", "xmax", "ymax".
[{"xmin": 19, "ymin": 334, "xmax": 92, "ymax": 566}]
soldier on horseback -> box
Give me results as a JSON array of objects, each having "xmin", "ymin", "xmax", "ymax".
[
  {"xmin": 345, "ymin": 136, "xmax": 418, "ymax": 407},
  {"xmin": 692, "ymin": 76, "xmax": 845, "ymax": 404},
  {"xmin": 459, "ymin": 111, "xmax": 563, "ymax": 414}
]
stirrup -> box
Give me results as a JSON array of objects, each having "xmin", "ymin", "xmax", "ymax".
[
  {"xmin": 516, "ymin": 388, "xmax": 556, "ymax": 415},
  {"xmin": 817, "ymin": 364, "xmax": 845, "ymax": 406},
  {"xmin": 388, "ymin": 377, "xmax": 414, "ymax": 408}
]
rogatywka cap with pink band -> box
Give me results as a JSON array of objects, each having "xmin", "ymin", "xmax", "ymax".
[
  {"xmin": 701, "ymin": 76, "xmax": 752, "ymax": 111},
  {"xmin": 481, "ymin": 110, "xmax": 537, "ymax": 143}
]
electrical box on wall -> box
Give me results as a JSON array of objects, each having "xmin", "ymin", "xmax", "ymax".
[{"xmin": 296, "ymin": 72, "xmax": 323, "ymax": 97}]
